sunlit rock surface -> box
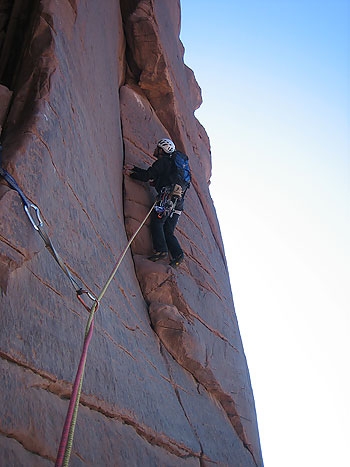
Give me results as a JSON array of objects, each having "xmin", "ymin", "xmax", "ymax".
[{"xmin": 0, "ymin": 1, "xmax": 263, "ymax": 465}]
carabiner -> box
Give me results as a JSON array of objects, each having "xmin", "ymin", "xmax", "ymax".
[
  {"xmin": 77, "ymin": 289, "xmax": 99, "ymax": 313},
  {"xmin": 24, "ymin": 202, "xmax": 44, "ymax": 231}
]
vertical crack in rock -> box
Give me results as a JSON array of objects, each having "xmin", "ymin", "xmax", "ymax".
[
  {"xmin": 120, "ymin": 0, "xmax": 143, "ymax": 24},
  {"xmin": 132, "ymin": 256, "xmax": 258, "ymax": 465},
  {"xmin": 0, "ymin": 0, "xmax": 54, "ymax": 139},
  {"xmin": 121, "ymin": 0, "xmax": 227, "ymax": 268},
  {"xmin": 120, "ymin": 1, "xmax": 262, "ymax": 463},
  {"xmin": 0, "ymin": 1, "xmax": 262, "ymax": 465},
  {"xmin": 0, "ymin": 1, "xmax": 57, "ymax": 155},
  {"xmin": 0, "ymin": 0, "xmax": 37, "ymax": 206},
  {"xmin": 0, "ymin": 3, "xmax": 57, "ymax": 293},
  {"xmin": 159, "ymin": 345, "xmax": 210, "ymax": 465},
  {"xmin": 150, "ymin": 300, "xmax": 255, "ymax": 460},
  {"xmin": 0, "ymin": 0, "xmax": 38, "ymax": 89},
  {"xmin": 122, "ymin": 0, "xmax": 199, "ymax": 150},
  {"xmin": 191, "ymin": 177, "xmax": 228, "ymax": 267}
]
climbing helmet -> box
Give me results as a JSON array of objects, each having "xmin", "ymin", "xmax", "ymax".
[{"xmin": 157, "ymin": 138, "xmax": 175, "ymax": 154}]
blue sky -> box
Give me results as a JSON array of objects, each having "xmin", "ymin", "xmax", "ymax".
[{"xmin": 180, "ymin": 1, "xmax": 349, "ymax": 466}]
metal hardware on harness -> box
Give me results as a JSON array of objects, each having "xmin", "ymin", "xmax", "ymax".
[{"xmin": 155, "ymin": 187, "xmax": 177, "ymax": 218}]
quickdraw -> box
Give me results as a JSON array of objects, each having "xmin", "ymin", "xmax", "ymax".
[{"xmin": 0, "ymin": 145, "xmax": 95, "ymax": 299}]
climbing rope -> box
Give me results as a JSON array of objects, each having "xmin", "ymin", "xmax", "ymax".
[
  {"xmin": 55, "ymin": 200, "xmax": 156, "ymax": 467},
  {"xmin": 0, "ymin": 146, "xmax": 156, "ymax": 466}
]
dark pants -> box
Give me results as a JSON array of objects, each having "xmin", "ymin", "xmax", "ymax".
[{"xmin": 150, "ymin": 210, "xmax": 183, "ymax": 258}]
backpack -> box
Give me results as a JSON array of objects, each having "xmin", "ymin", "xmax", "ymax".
[{"xmin": 170, "ymin": 151, "xmax": 191, "ymax": 192}]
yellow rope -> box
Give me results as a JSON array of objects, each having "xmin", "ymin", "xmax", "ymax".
[{"xmin": 97, "ymin": 201, "xmax": 157, "ymax": 303}]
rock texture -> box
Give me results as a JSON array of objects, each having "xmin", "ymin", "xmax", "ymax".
[{"xmin": 0, "ymin": 1, "xmax": 263, "ymax": 466}]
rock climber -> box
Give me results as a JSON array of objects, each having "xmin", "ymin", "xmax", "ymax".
[{"xmin": 124, "ymin": 138, "xmax": 188, "ymax": 267}]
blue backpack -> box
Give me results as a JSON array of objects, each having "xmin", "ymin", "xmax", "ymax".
[{"xmin": 170, "ymin": 151, "xmax": 191, "ymax": 191}]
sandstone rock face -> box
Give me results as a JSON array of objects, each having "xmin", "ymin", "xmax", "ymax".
[
  {"xmin": 0, "ymin": 84, "xmax": 12, "ymax": 133},
  {"xmin": 0, "ymin": 1, "xmax": 263, "ymax": 466}
]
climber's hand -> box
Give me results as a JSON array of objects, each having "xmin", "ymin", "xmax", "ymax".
[{"xmin": 123, "ymin": 164, "xmax": 134, "ymax": 176}]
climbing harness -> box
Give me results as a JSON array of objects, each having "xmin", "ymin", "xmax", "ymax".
[
  {"xmin": 0, "ymin": 146, "xmax": 156, "ymax": 466},
  {"xmin": 154, "ymin": 186, "xmax": 178, "ymax": 218}
]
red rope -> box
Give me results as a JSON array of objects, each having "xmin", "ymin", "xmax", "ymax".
[{"xmin": 55, "ymin": 316, "xmax": 95, "ymax": 467}]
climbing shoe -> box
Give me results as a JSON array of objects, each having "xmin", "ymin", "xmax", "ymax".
[
  {"xmin": 148, "ymin": 251, "xmax": 168, "ymax": 262},
  {"xmin": 169, "ymin": 253, "xmax": 184, "ymax": 268}
]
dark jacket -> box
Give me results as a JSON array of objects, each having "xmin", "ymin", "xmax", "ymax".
[
  {"xmin": 130, "ymin": 155, "xmax": 185, "ymax": 211},
  {"xmin": 130, "ymin": 155, "xmax": 174, "ymax": 193}
]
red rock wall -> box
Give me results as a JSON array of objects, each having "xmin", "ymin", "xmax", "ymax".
[{"xmin": 0, "ymin": 1, "xmax": 263, "ymax": 466}]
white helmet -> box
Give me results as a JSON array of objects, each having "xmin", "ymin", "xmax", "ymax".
[{"xmin": 157, "ymin": 138, "xmax": 175, "ymax": 154}]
